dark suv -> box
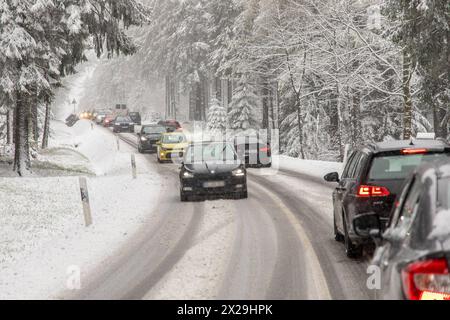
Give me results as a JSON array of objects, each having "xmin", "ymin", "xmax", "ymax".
[
  {"xmin": 354, "ymin": 158, "xmax": 450, "ymax": 300},
  {"xmin": 324, "ymin": 138, "xmax": 450, "ymax": 258},
  {"xmin": 129, "ymin": 112, "xmax": 142, "ymax": 126},
  {"xmin": 233, "ymin": 136, "xmax": 272, "ymax": 168}
]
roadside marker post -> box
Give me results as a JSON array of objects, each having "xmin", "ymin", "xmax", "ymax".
[
  {"xmin": 117, "ymin": 136, "xmax": 120, "ymax": 151},
  {"xmin": 131, "ymin": 154, "xmax": 137, "ymax": 179},
  {"xmin": 79, "ymin": 177, "xmax": 93, "ymax": 227}
]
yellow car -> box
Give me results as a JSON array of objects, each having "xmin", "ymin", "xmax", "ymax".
[{"xmin": 157, "ymin": 132, "xmax": 189, "ymax": 163}]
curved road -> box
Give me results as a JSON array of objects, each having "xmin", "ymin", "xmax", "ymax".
[{"xmin": 66, "ymin": 130, "xmax": 373, "ymax": 300}]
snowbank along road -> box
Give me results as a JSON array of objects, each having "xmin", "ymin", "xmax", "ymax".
[{"xmin": 61, "ymin": 127, "xmax": 374, "ymax": 300}]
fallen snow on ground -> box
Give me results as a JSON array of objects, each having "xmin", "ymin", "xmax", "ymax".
[
  {"xmin": 144, "ymin": 200, "xmax": 236, "ymax": 300},
  {"xmin": 0, "ymin": 120, "xmax": 162, "ymax": 299}
]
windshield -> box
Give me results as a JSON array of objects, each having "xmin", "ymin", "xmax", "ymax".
[
  {"xmin": 116, "ymin": 117, "xmax": 131, "ymax": 122},
  {"xmin": 162, "ymin": 134, "xmax": 186, "ymax": 144},
  {"xmin": 185, "ymin": 143, "xmax": 237, "ymax": 163},
  {"xmin": 143, "ymin": 126, "xmax": 165, "ymax": 134},
  {"xmin": 368, "ymin": 153, "xmax": 448, "ymax": 180}
]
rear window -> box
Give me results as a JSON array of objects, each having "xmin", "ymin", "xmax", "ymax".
[
  {"xmin": 368, "ymin": 154, "xmax": 446, "ymax": 180},
  {"xmin": 116, "ymin": 117, "xmax": 131, "ymax": 122}
]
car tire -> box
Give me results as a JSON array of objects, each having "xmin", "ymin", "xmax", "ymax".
[
  {"xmin": 334, "ymin": 214, "xmax": 345, "ymax": 242},
  {"xmin": 240, "ymin": 191, "xmax": 248, "ymax": 199},
  {"xmin": 138, "ymin": 145, "xmax": 143, "ymax": 154},
  {"xmin": 180, "ymin": 191, "xmax": 189, "ymax": 202},
  {"xmin": 343, "ymin": 213, "xmax": 363, "ymax": 259}
]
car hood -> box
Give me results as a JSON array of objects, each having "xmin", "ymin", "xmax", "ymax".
[
  {"xmin": 161, "ymin": 143, "xmax": 189, "ymax": 149},
  {"xmin": 144, "ymin": 133, "xmax": 162, "ymax": 139},
  {"xmin": 184, "ymin": 161, "xmax": 241, "ymax": 174}
]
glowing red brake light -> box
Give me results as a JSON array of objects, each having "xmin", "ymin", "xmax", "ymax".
[
  {"xmin": 402, "ymin": 258, "xmax": 450, "ymax": 300},
  {"xmin": 357, "ymin": 185, "xmax": 390, "ymax": 197},
  {"xmin": 260, "ymin": 147, "xmax": 270, "ymax": 153},
  {"xmin": 401, "ymin": 148, "xmax": 428, "ymax": 155}
]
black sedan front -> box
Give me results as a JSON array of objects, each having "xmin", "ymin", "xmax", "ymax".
[{"xmin": 179, "ymin": 142, "xmax": 248, "ymax": 201}]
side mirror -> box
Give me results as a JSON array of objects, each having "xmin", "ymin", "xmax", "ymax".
[
  {"xmin": 353, "ymin": 213, "xmax": 382, "ymax": 239},
  {"xmin": 324, "ymin": 172, "xmax": 340, "ymax": 183}
]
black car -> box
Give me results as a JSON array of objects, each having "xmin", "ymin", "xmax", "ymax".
[
  {"xmin": 233, "ymin": 136, "xmax": 272, "ymax": 168},
  {"xmin": 137, "ymin": 124, "xmax": 166, "ymax": 153},
  {"xmin": 180, "ymin": 141, "xmax": 248, "ymax": 201},
  {"xmin": 354, "ymin": 158, "xmax": 450, "ymax": 300},
  {"xmin": 324, "ymin": 138, "xmax": 450, "ymax": 258},
  {"xmin": 113, "ymin": 116, "xmax": 135, "ymax": 133},
  {"xmin": 129, "ymin": 112, "xmax": 142, "ymax": 126}
]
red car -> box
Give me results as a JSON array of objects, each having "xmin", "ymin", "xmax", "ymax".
[
  {"xmin": 159, "ymin": 120, "xmax": 182, "ymax": 131},
  {"xmin": 103, "ymin": 114, "xmax": 116, "ymax": 127}
]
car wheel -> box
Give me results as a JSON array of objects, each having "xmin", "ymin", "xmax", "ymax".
[
  {"xmin": 240, "ymin": 191, "xmax": 248, "ymax": 199},
  {"xmin": 180, "ymin": 190, "xmax": 189, "ymax": 202},
  {"xmin": 343, "ymin": 213, "xmax": 363, "ymax": 259},
  {"xmin": 138, "ymin": 145, "xmax": 143, "ymax": 154},
  {"xmin": 334, "ymin": 213, "xmax": 345, "ymax": 242},
  {"xmin": 157, "ymin": 157, "xmax": 162, "ymax": 163}
]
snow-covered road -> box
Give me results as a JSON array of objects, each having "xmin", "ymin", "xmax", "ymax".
[{"xmin": 62, "ymin": 129, "xmax": 374, "ymax": 300}]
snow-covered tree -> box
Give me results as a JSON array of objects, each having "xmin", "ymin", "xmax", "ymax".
[
  {"xmin": 228, "ymin": 77, "xmax": 259, "ymax": 132},
  {"xmin": 207, "ymin": 98, "xmax": 227, "ymax": 134},
  {"xmin": 383, "ymin": 0, "xmax": 450, "ymax": 138},
  {"xmin": 0, "ymin": 0, "xmax": 150, "ymax": 176}
]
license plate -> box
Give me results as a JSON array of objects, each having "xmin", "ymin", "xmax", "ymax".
[{"xmin": 204, "ymin": 181, "xmax": 225, "ymax": 188}]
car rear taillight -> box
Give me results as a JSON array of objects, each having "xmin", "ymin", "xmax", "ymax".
[
  {"xmin": 401, "ymin": 148, "xmax": 428, "ymax": 155},
  {"xmin": 357, "ymin": 185, "xmax": 390, "ymax": 197},
  {"xmin": 260, "ymin": 147, "xmax": 271, "ymax": 153},
  {"xmin": 402, "ymin": 258, "xmax": 450, "ymax": 300}
]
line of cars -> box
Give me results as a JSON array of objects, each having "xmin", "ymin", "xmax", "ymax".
[
  {"xmin": 135, "ymin": 123, "xmax": 272, "ymax": 201},
  {"xmin": 324, "ymin": 134, "xmax": 450, "ymax": 300}
]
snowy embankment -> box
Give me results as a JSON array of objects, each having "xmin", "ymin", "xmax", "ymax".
[
  {"xmin": 0, "ymin": 120, "xmax": 162, "ymax": 299},
  {"xmin": 278, "ymin": 155, "xmax": 343, "ymax": 180}
]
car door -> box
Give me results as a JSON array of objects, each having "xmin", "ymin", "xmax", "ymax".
[
  {"xmin": 335, "ymin": 151, "xmax": 359, "ymax": 231},
  {"xmin": 377, "ymin": 176, "xmax": 422, "ymax": 299}
]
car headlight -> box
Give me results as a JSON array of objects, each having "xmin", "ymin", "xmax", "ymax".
[
  {"xmin": 183, "ymin": 171, "xmax": 194, "ymax": 179},
  {"xmin": 141, "ymin": 136, "xmax": 148, "ymax": 142},
  {"xmin": 232, "ymin": 168, "xmax": 246, "ymax": 177}
]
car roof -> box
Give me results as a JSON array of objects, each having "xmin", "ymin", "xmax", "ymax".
[
  {"xmin": 162, "ymin": 131, "xmax": 185, "ymax": 136},
  {"xmin": 363, "ymin": 139, "xmax": 450, "ymax": 154},
  {"xmin": 143, "ymin": 124, "xmax": 164, "ymax": 127}
]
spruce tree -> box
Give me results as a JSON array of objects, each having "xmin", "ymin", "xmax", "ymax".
[
  {"xmin": 228, "ymin": 77, "xmax": 259, "ymax": 132},
  {"xmin": 207, "ymin": 97, "xmax": 227, "ymax": 134}
]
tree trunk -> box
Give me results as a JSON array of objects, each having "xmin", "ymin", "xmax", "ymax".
[
  {"xmin": 402, "ymin": 50, "xmax": 413, "ymax": 140},
  {"xmin": 13, "ymin": 92, "xmax": 31, "ymax": 176},
  {"xmin": 6, "ymin": 109, "xmax": 12, "ymax": 145},
  {"xmin": 296, "ymin": 103, "xmax": 305, "ymax": 160},
  {"xmin": 42, "ymin": 102, "xmax": 50, "ymax": 149}
]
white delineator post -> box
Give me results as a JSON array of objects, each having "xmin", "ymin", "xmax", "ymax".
[
  {"xmin": 116, "ymin": 136, "xmax": 120, "ymax": 151},
  {"xmin": 131, "ymin": 154, "xmax": 137, "ymax": 179},
  {"xmin": 79, "ymin": 177, "xmax": 93, "ymax": 227}
]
